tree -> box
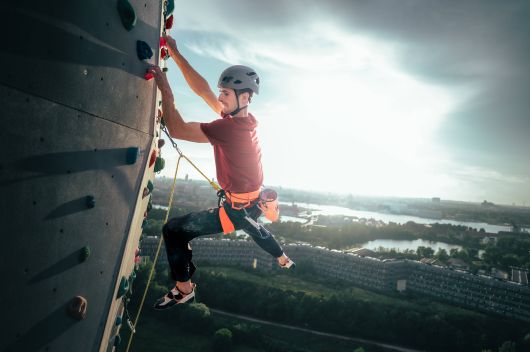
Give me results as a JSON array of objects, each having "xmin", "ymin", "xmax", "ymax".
[
  {"xmin": 435, "ymin": 248, "xmax": 449, "ymax": 261},
  {"xmin": 498, "ymin": 341, "xmax": 516, "ymax": 352},
  {"xmin": 213, "ymin": 328, "xmax": 233, "ymax": 351},
  {"xmin": 417, "ymin": 246, "xmax": 435, "ymax": 258}
]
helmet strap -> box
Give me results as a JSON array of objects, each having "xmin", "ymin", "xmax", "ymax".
[{"xmin": 228, "ymin": 89, "xmax": 248, "ymax": 116}]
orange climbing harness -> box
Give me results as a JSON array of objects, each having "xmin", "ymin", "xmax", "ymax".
[{"xmin": 217, "ymin": 188, "xmax": 280, "ymax": 234}]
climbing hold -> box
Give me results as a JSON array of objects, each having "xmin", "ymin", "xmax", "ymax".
[
  {"xmin": 117, "ymin": 276, "xmax": 129, "ymax": 298},
  {"xmin": 165, "ymin": 14, "xmax": 174, "ymax": 30},
  {"xmin": 85, "ymin": 195, "xmax": 96, "ymax": 209},
  {"xmin": 149, "ymin": 149, "xmax": 157, "ymax": 167},
  {"xmin": 158, "ymin": 139, "xmax": 165, "ymax": 149},
  {"xmin": 160, "ymin": 37, "xmax": 167, "ymax": 48},
  {"xmin": 67, "ymin": 296, "xmax": 88, "ymax": 320},
  {"xmin": 115, "ymin": 316, "xmax": 123, "ymax": 326},
  {"xmin": 154, "ymin": 157, "xmax": 165, "ymax": 173},
  {"xmin": 126, "ymin": 147, "xmax": 140, "ymax": 164},
  {"xmin": 142, "ymin": 219, "xmax": 149, "ymax": 228},
  {"xmin": 135, "ymin": 247, "xmax": 140, "ymax": 256},
  {"xmin": 79, "ymin": 246, "xmax": 90, "ymax": 262},
  {"xmin": 166, "ymin": 0, "xmax": 175, "ymax": 15},
  {"xmin": 147, "ymin": 201, "xmax": 153, "ymax": 212},
  {"xmin": 114, "ymin": 334, "xmax": 122, "ymax": 347},
  {"xmin": 127, "ymin": 319, "xmax": 136, "ymax": 333},
  {"xmin": 134, "ymin": 255, "xmax": 141, "ymax": 265},
  {"xmin": 136, "ymin": 40, "xmax": 153, "ymax": 60},
  {"xmin": 116, "ymin": 0, "xmax": 137, "ymax": 31},
  {"xmin": 162, "ymin": 67, "xmax": 169, "ymax": 72},
  {"xmin": 147, "ymin": 180, "xmax": 154, "ymax": 192},
  {"xmin": 161, "ymin": 47, "xmax": 169, "ymax": 60},
  {"xmin": 130, "ymin": 271, "xmax": 136, "ymax": 281},
  {"xmin": 142, "ymin": 187, "xmax": 150, "ymax": 198},
  {"xmin": 144, "ymin": 72, "xmax": 154, "ymax": 81}
]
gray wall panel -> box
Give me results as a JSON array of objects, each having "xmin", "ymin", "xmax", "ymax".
[{"xmin": 0, "ymin": 0, "xmax": 160, "ymax": 134}]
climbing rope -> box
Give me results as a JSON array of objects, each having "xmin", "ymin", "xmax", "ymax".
[{"xmin": 124, "ymin": 123, "xmax": 219, "ymax": 352}]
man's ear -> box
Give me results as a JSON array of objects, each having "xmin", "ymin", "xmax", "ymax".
[{"xmin": 240, "ymin": 91, "xmax": 251, "ymax": 105}]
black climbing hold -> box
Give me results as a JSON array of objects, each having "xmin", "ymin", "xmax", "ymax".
[
  {"xmin": 117, "ymin": 0, "xmax": 137, "ymax": 31},
  {"xmin": 158, "ymin": 139, "xmax": 165, "ymax": 149},
  {"xmin": 166, "ymin": 0, "xmax": 175, "ymax": 15},
  {"xmin": 136, "ymin": 40, "xmax": 153, "ymax": 60},
  {"xmin": 79, "ymin": 246, "xmax": 91, "ymax": 262},
  {"xmin": 147, "ymin": 201, "xmax": 152, "ymax": 212},
  {"xmin": 67, "ymin": 296, "xmax": 88, "ymax": 320},
  {"xmin": 117, "ymin": 276, "xmax": 129, "ymax": 298},
  {"xmin": 126, "ymin": 147, "xmax": 140, "ymax": 164},
  {"xmin": 115, "ymin": 316, "xmax": 123, "ymax": 326},
  {"xmin": 114, "ymin": 334, "xmax": 122, "ymax": 347},
  {"xmin": 86, "ymin": 195, "xmax": 96, "ymax": 209},
  {"xmin": 147, "ymin": 180, "xmax": 154, "ymax": 192},
  {"xmin": 162, "ymin": 67, "xmax": 169, "ymax": 72},
  {"xmin": 154, "ymin": 157, "xmax": 165, "ymax": 173}
]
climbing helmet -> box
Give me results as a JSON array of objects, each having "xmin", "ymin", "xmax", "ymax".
[{"xmin": 218, "ymin": 65, "xmax": 260, "ymax": 95}]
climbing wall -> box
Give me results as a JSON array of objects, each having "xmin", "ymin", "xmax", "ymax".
[{"xmin": 0, "ymin": 1, "xmax": 166, "ymax": 351}]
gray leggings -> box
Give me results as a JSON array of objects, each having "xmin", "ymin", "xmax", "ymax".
[{"xmin": 162, "ymin": 203, "xmax": 284, "ymax": 281}]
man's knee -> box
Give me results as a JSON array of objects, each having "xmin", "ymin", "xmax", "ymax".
[{"xmin": 163, "ymin": 217, "xmax": 184, "ymax": 240}]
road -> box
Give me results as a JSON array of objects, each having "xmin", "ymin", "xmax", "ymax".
[{"xmin": 210, "ymin": 308, "xmax": 427, "ymax": 352}]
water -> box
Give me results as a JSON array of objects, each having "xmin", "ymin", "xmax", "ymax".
[
  {"xmin": 361, "ymin": 239, "xmax": 463, "ymax": 253},
  {"xmin": 287, "ymin": 202, "xmax": 513, "ymax": 233}
]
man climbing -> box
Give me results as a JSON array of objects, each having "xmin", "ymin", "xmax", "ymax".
[{"xmin": 149, "ymin": 35, "xmax": 294, "ymax": 310}]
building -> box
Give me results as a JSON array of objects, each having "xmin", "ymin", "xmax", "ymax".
[{"xmin": 140, "ymin": 238, "xmax": 530, "ymax": 322}]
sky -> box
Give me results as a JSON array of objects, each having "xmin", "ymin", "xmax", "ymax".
[{"xmin": 158, "ymin": 0, "xmax": 530, "ymax": 205}]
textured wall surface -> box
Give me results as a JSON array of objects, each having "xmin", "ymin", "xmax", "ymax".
[{"xmin": 0, "ymin": 1, "xmax": 162, "ymax": 351}]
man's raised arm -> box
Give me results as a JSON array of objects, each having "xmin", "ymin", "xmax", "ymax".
[
  {"xmin": 164, "ymin": 35, "xmax": 222, "ymax": 115},
  {"xmin": 149, "ymin": 65, "xmax": 209, "ymax": 143}
]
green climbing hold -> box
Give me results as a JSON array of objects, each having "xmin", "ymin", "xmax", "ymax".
[
  {"xmin": 142, "ymin": 219, "xmax": 149, "ymax": 228},
  {"xmin": 126, "ymin": 147, "xmax": 140, "ymax": 164},
  {"xmin": 147, "ymin": 201, "xmax": 152, "ymax": 212},
  {"xmin": 79, "ymin": 246, "xmax": 91, "ymax": 262},
  {"xmin": 117, "ymin": 0, "xmax": 137, "ymax": 31},
  {"xmin": 136, "ymin": 40, "xmax": 153, "ymax": 60},
  {"xmin": 117, "ymin": 276, "xmax": 129, "ymax": 298},
  {"xmin": 154, "ymin": 157, "xmax": 165, "ymax": 173},
  {"xmin": 147, "ymin": 180, "xmax": 154, "ymax": 192},
  {"xmin": 85, "ymin": 195, "xmax": 96, "ymax": 209},
  {"xmin": 165, "ymin": 0, "xmax": 175, "ymax": 15},
  {"xmin": 130, "ymin": 270, "xmax": 137, "ymax": 281},
  {"xmin": 115, "ymin": 316, "xmax": 123, "ymax": 326}
]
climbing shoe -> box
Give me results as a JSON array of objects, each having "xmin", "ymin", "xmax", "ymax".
[
  {"xmin": 279, "ymin": 257, "xmax": 296, "ymax": 269},
  {"xmin": 153, "ymin": 284, "xmax": 195, "ymax": 310}
]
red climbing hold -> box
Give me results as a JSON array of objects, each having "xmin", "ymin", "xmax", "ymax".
[
  {"xmin": 161, "ymin": 47, "xmax": 169, "ymax": 60},
  {"xmin": 149, "ymin": 149, "xmax": 157, "ymax": 167},
  {"xmin": 165, "ymin": 15, "xmax": 174, "ymax": 29},
  {"xmin": 144, "ymin": 72, "xmax": 154, "ymax": 80},
  {"xmin": 160, "ymin": 37, "xmax": 167, "ymax": 48}
]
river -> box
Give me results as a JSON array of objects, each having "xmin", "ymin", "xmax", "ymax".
[{"xmin": 286, "ymin": 202, "xmax": 513, "ymax": 233}]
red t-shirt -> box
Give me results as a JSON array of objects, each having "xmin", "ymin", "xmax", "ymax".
[{"xmin": 200, "ymin": 113, "xmax": 263, "ymax": 193}]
